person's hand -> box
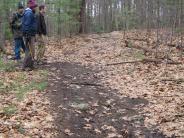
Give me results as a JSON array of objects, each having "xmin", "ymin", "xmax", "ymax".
[
  {"xmin": 46, "ymin": 36, "xmax": 48, "ymax": 41},
  {"xmin": 17, "ymin": 22, "xmax": 22, "ymax": 29},
  {"xmin": 43, "ymin": 35, "xmax": 48, "ymax": 42},
  {"xmin": 35, "ymin": 34, "xmax": 39, "ymax": 42}
]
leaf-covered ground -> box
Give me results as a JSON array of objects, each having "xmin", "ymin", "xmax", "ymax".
[
  {"xmin": 1, "ymin": 30, "xmax": 184, "ymax": 137},
  {"xmin": 0, "ymin": 59, "xmax": 54, "ymax": 137},
  {"xmin": 46, "ymin": 30, "xmax": 184, "ymax": 137}
]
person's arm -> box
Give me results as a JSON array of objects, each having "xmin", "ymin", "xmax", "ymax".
[
  {"xmin": 37, "ymin": 14, "xmax": 42, "ymax": 35},
  {"xmin": 0, "ymin": 44, "xmax": 6, "ymax": 54},
  {"xmin": 10, "ymin": 13, "xmax": 18, "ymax": 29},
  {"xmin": 41, "ymin": 16, "xmax": 47, "ymax": 35},
  {"xmin": 12, "ymin": 14, "xmax": 22, "ymax": 30},
  {"xmin": 24, "ymin": 12, "xmax": 33, "ymax": 26}
]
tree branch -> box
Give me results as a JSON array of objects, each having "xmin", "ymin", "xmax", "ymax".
[{"xmin": 107, "ymin": 58, "xmax": 182, "ymax": 66}]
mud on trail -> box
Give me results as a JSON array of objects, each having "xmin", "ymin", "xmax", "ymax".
[
  {"xmin": 46, "ymin": 62, "xmax": 167, "ymax": 138},
  {"xmin": 1, "ymin": 31, "xmax": 183, "ymax": 137},
  {"xmin": 44, "ymin": 31, "xmax": 184, "ymax": 137}
]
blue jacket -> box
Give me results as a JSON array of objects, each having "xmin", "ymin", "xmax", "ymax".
[{"xmin": 22, "ymin": 8, "xmax": 37, "ymax": 36}]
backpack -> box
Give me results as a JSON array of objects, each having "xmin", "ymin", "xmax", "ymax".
[{"xmin": 10, "ymin": 13, "xmax": 22, "ymax": 32}]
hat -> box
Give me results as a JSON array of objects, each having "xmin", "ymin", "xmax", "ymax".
[
  {"xmin": 27, "ymin": 0, "xmax": 38, "ymax": 9},
  {"xmin": 17, "ymin": 2, "xmax": 24, "ymax": 9},
  {"xmin": 39, "ymin": 4, "xmax": 45, "ymax": 10}
]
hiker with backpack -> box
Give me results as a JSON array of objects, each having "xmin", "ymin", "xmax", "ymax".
[
  {"xmin": 10, "ymin": 2, "xmax": 26, "ymax": 61},
  {"xmin": 22, "ymin": 0, "xmax": 38, "ymax": 71},
  {"xmin": 36, "ymin": 4, "xmax": 47, "ymax": 65}
]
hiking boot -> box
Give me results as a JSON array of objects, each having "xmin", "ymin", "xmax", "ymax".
[
  {"xmin": 10, "ymin": 57, "xmax": 18, "ymax": 60},
  {"xmin": 16, "ymin": 59, "xmax": 23, "ymax": 64},
  {"xmin": 10, "ymin": 56, "xmax": 22, "ymax": 61},
  {"xmin": 43, "ymin": 58, "xmax": 47, "ymax": 61},
  {"xmin": 21, "ymin": 66, "xmax": 35, "ymax": 71},
  {"xmin": 36, "ymin": 60, "xmax": 47, "ymax": 65}
]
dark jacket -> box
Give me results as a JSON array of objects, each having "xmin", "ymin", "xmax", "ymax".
[
  {"xmin": 22, "ymin": 8, "xmax": 37, "ymax": 36},
  {"xmin": 36, "ymin": 12, "xmax": 47, "ymax": 35},
  {"xmin": 10, "ymin": 12, "xmax": 23, "ymax": 39}
]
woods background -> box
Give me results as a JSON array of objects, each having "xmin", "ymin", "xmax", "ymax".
[
  {"xmin": 0, "ymin": 0, "xmax": 184, "ymax": 48},
  {"xmin": 1, "ymin": 1, "xmax": 184, "ymax": 137}
]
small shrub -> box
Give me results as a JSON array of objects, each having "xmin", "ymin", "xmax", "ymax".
[
  {"xmin": 0, "ymin": 59, "xmax": 16, "ymax": 72},
  {"xmin": 34, "ymin": 81, "xmax": 48, "ymax": 91},
  {"xmin": 3, "ymin": 105, "xmax": 17, "ymax": 116},
  {"xmin": 135, "ymin": 51, "xmax": 145, "ymax": 60}
]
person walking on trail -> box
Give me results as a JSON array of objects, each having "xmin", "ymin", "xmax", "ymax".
[
  {"xmin": 22, "ymin": 0, "xmax": 38, "ymax": 71},
  {"xmin": 10, "ymin": 2, "xmax": 26, "ymax": 61},
  {"xmin": 36, "ymin": 4, "xmax": 47, "ymax": 65}
]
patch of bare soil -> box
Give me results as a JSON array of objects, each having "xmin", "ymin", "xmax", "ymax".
[
  {"xmin": 45, "ymin": 30, "xmax": 183, "ymax": 137},
  {"xmin": 46, "ymin": 62, "xmax": 168, "ymax": 138}
]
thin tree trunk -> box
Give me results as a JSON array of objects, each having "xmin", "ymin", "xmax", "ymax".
[{"xmin": 79, "ymin": 0, "xmax": 86, "ymax": 33}]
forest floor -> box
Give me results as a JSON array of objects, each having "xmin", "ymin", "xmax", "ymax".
[{"xmin": 1, "ymin": 30, "xmax": 184, "ymax": 138}]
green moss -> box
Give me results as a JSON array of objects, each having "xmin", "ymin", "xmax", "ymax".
[
  {"xmin": 0, "ymin": 59, "xmax": 16, "ymax": 72},
  {"xmin": 3, "ymin": 105, "xmax": 17, "ymax": 116}
]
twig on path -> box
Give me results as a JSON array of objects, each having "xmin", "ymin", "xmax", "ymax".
[
  {"xmin": 127, "ymin": 37, "xmax": 149, "ymax": 42},
  {"xmin": 161, "ymin": 78, "xmax": 184, "ymax": 83},
  {"xmin": 167, "ymin": 43, "xmax": 177, "ymax": 47},
  {"xmin": 107, "ymin": 58, "xmax": 182, "ymax": 66},
  {"xmin": 167, "ymin": 43, "xmax": 184, "ymax": 50},
  {"xmin": 107, "ymin": 60, "xmax": 142, "ymax": 66},
  {"xmin": 71, "ymin": 82, "xmax": 102, "ymax": 87},
  {"xmin": 152, "ymin": 95, "xmax": 179, "ymax": 98},
  {"xmin": 175, "ymin": 114, "xmax": 184, "ymax": 118},
  {"xmin": 125, "ymin": 40, "xmax": 156, "ymax": 54},
  {"xmin": 91, "ymin": 36, "xmax": 110, "ymax": 39}
]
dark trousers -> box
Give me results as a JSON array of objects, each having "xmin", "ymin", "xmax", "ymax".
[
  {"xmin": 14, "ymin": 38, "xmax": 26, "ymax": 60},
  {"xmin": 23, "ymin": 36, "xmax": 35, "ymax": 69}
]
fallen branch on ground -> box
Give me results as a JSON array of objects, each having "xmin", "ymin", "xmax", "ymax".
[
  {"xmin": 125, "ymin": 40, "xmax": 157, "ymax": 54},
  {"xmin": 167, "ymin": 43, "xmax": 177, "ymax": 47},
  {"xmin": 161, "ymin": 78, "xmax": 184, "ymax": 83},
  {"xmin": 152, "ymin": 95, "xmax": 179, "ymax": 98},
  {"xmin": 107, "ymin": 60, "xmax": 142, "ymax": 66},
  {"xmin": 107, "ymin": 58, "xmax": 182, "ymax": 66},
  {"xmin": 127, "ymin": 37, "xmax": 148, "ymax": 42},
  {"xmin": 91, "ymin": 36, "xmax": 110, "ymax": 39},
  {"xmin": 167, "ymin": 43, "xmax": 184, "ymax": 50},
  {"xmin": 71, "ymin": 82, "xmax": 102, "ymax": 87},
  {"xmin": 175, "ymin": 114, "xmax": 184, "ymax": 117}
]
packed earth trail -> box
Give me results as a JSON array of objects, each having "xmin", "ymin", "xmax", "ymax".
[
  {"xmin": 44, "ymin": 31, "xmax": 184, "ymax": 137},
  {"xmin": 46, "ymin": 62, "xmax": 169, "ymax": 138},
  {"xmin": 1, "ymin": 31, "xmax": 184, "ymax": 137}
]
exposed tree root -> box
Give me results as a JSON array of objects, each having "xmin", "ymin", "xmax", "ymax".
[
  {"xmin": 161, "ymin": 78, "xmax": 184, "ymax": 83},
  {"xmin": 107, "ymin": 58, "xmax": 182, "ymax": 66},
  {"xmin": 71, "ymin": 82, "xmax": 102, "ymax": 87},
  {"xmin": 127, "ymin": 37, "xmax": 148, "ymax": 42},
  {"xmin": 125, "ymin": 40, "xmax": 157, "ymax": 54}
]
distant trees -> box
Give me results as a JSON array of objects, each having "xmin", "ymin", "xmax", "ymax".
[
  {"xmin": 79, "ymin": 0, "xmax": 86, "ymax": 33},
  {"xmin": 0, "ymin": 0, "xmax": 14, "ymax": 52},
  {"xmin": 55, "ymin": 0, "xmax": 184, "ymax": 35},
  {"xmin": 0, "ymin": 0, "xmax": 184, "ymax": 39}
]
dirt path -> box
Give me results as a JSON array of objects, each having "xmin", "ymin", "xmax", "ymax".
[
  {"xmin": 1, "ymin": 31, "xmax": 183, "ymax": 137},
  {"xmin": 45, "ymin": 62, "xmax": 169, "ymax": 138}
]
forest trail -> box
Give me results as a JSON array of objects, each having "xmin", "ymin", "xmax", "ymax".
[
  {"xmin": 1, "ymin": 1, "xmax": 184, "ymax": 137},
  {"xmin": 44, "ymin": 31, "xmax": 184, "ymax": 137},
  {"xmin": 46, "ymin": 62, "xmax": 167, "ymax": 138},
  {"xmin": 1, "ymin": 31, "xmax": 183, "ymax": 138}
]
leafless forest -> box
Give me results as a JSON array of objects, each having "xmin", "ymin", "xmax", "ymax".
[{"xmin": 0, "ymin": 0, "xmax": 184, "ymax": 138}]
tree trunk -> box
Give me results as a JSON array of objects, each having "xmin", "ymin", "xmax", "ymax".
[{"xmin": 79, "ymin": 0, "xmax": 86, "ymax": 33}]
